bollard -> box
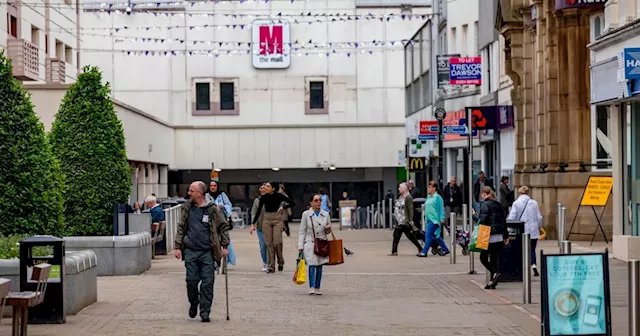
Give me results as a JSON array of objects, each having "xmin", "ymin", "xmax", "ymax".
[
  {"xmin": 388, "ymin": 198, "xmax": 393, "ymax": 230},
  {"xmin": 462, "ymin": 204, "xmax": 468, "ymax": 232},
  {"xmin": 559, "ymin": 206, "xmax": 566, "ymax": 248},
  {"xmin": 366, "ymin": 206, "xmax": 371, "ymax": 228},
  {"xmin": 629, "ymin": 260, "xmax": 640, "ymax": 336},
  {"xmin": 376, "ymin": 202, "xmax": 381, "ymax": 228},
  {"xmin": 523, "ymin": 233, "xmax": 532, "ymax": 304},
  {"xmin": 562, "ymin": 240, "xmax": 572, "ymax": 255},
  {"xmin": 381, "ymin": 199, "xmax": 386, "ymax": 228},
  {"xmin": 450, "ymin": 212, "xmax": 456, "ymax": 264},
  {"xmin": 557, "ymin": 203, "xmax": 562, "ymax": 247}
]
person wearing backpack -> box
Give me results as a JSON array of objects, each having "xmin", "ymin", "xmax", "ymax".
[{"xmin": 507, "ymin": 186, "xmax": 543, "ymax": 276}]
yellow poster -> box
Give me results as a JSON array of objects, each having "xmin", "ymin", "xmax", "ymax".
[{"xmin": 580, "ymin": 176, "xmax": 613, "ymax": 207}]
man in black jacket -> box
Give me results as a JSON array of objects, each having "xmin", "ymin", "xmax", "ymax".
[
  {"xmin": 473, "ymin": 172, "xmax": 494, "ymax": 203},
  {"xmin": 443, "ymin": 177, "xmax": 463, "ymax": 215}
]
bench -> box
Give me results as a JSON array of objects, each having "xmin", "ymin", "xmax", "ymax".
[
  {"xmin": 151, "ymin": 220, "xmax": 166, "ymax": 258},
  {"xmin": 0, "ymin": 278, "xmax": 9, "ymax": 323},
  {"xmin": 6, "ymin": 264, "xmax": 50, "ymax": 336}
]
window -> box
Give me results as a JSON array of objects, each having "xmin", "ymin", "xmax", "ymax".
[
  {"xmin": 309, "ymin": 81, "xmax": 324, "ymax": 109},
  {"xmin": 486, "ymin": 45, "xmax": 492, "ymax": 92},
  {"xmin": 31, "ymin": 26, "xmax": 40, "ymax": 46},
  {"xmin": 56, "ymin": 40, "xmax": 64, "ymax": 60},
  {"xmin": 474, "ymin": 21, "xmax": 479, "ymax": 54},
  {"xmin": 195, "ymin": 83, "xmax": 210, "ymax": 111},
  {"xmin": 594, "ymin": 105, "xmax": 611, "ymax": 167},
  {"xmin": 450, "ymin": 27, "xmax": 457, "ymax": 54},
  {"xmin": 65, "ymin": 45, "xmax": 73, "ymax": 65},
  {"xmin": 45, "ymin": 34, "xmax": 49, "ymax": 54},
  {"xmin": 8, "ymin": 15, "xmax": 17, "ymax": 37},
  {"xmin": 219, "ymin": 82, "xmax": 234, "ymax": 110},
  {"xmin": 461, "ymin": 24, "xmax": 468, "ymax": 56}
]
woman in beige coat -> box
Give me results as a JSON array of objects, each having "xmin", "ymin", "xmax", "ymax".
[{"xmin": 298, "ymin": 194, "xmax": 331, "ymax": 295}]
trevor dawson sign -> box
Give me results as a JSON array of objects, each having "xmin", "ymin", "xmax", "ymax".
[
  {"xmin": 252, "ymin": 19, "xmax": 291, "ymax": 69},
  {"xmin": 449, "ymin": 57, "xmax": 482, "ymax": 85}
]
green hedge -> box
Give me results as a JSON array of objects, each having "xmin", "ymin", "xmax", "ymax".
[
  {"xmin": 0, "ymin": 51, "xmax": 66, "ymax": 237},
  {"xmin": 49, "ymin": 66, "xmax": 131, "ymax": 236},
  {"xmin": 0, "ymin": 235, "xmax": 54, "ymax": 259}
]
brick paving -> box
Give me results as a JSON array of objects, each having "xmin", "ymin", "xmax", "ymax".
[{"xmin": 1, "ymin": 226, "xmax": 546, "ymax": 336}]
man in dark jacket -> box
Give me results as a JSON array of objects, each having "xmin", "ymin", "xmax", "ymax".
[
  {"xmin": 443, "ymin": 177, "xmax": 463, "ymax": 215},
  {"xmin": 473, "ymin": 171, "xmax": 494, "ymax": 203},
  {"xmin": 174, "ymin": 181, "xmax": 230, "ymax": 322}
]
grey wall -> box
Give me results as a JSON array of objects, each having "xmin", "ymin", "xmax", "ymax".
[{"xmin": 478, "ymin": 0, "xmax": 499, "ymax": 50}]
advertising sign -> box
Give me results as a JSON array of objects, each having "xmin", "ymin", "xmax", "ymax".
[
  {"xmin": 555, "ymin": 0, "xmax": 606, "ymax": 10},
  {"xmin": 466, "ymin": 106, "xmax": 499, "ymax": 130},
  {"xmin": 449, "ymin": 57, "xmax": 482, "ymax": 85},
  {"xmin": 418, "ymin": 120, "xmax": 439, "ymax": 141},
  {"xmin": 497, "ymin": 105, "xmax": 515, "ymax": 129},
  {"xmin": 338, "ymin": 200, "xmax": 357, "ymax": 230},
  {"xmin": 437, "ymin": 54, "xmax": 460, "ymax": 88},
  {"xmin": 408, "ymin": 157, "xmax": 426, "ymax": 171},
  {"xmin": 252, "ymin": 19, "xmax": 291, "ymax": 69},
  {"xmin": 580, "ymin": 176, "xmax": 613, "ymax": 207},
  {"xmin": 541, "ymin": 252, "xmax": 611, "ymax": 336},
  {"xmin": 624, "ymin": 48, "xmax": 640, "ymax": 80}
]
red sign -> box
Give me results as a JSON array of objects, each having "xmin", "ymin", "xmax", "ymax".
[
  {"xmin": 259, "ymin": 26, "xmax": 283, "ymax": 55},
  {"xmin": 419, "ymin": 121, "xmax": 439, "ymax": 135}
]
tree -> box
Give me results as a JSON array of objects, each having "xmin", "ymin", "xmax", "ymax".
[
  {"xmin": 49, "ymin": 66, "xmax": 131, "ymax": 236},
  {"xmin": 0, "ymin": 51, "xmax": 66, "ymax": 237}
]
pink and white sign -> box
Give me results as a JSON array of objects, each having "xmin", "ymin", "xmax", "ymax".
[
  {"xmin": 252, "ymin": 19, "xmax": 291, "ymax": 69},
  {"xmin": 449, "ymin": 57, "xmax": 482, "ymax": 85}
]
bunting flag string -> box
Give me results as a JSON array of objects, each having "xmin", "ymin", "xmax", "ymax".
[{"xmin": 79, "ymin": 47, "xmax": 406, "ymax": 57}]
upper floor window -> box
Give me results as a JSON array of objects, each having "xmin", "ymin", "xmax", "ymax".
[
  {"xmin": 220, "ymin": 82, "xmax": 235, "ymax": 111},
  {"xmin": 310, "ymin": 81, "xmax": 324, "ymax": 109},
  {"xmin": 8, "ymin": 14, "xmax": 17, "ymax": 37},
  {"xmin": 306, "ymin": 77, "xmax": 328, "ymax": 115},
  {"xmin": 195, "ymin": 83, "xmax": 210, "ymax": 111}
]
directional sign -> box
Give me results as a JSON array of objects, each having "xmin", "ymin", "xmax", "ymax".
[
  {"xmin": 418, "ymin": 134, "xmax": 439, "ymax": 141},
  {"xmin": 459, "ymin": 118, "xmax": 478, "ymax": 136},
  {"xmin": 419, "ymin": 120, "xmax": 439, "ymax": 135},
  {"xmin": 443, "ymin": 125, "xmax": 467, "ymax": 134}
]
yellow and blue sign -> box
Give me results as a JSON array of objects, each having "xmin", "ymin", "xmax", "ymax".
[{"xmin": 541, "ymin": 252, "xmax": 611, "ymax": 336}]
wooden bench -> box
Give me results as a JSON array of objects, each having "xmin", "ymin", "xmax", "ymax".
[
  {"xmin": 6, "ymin": 264, "xmax": 50, "ymax": 336},
  {"xmin": 151, "ymin": 221, "xmax": 166, "ymax": 257},
  {"xmin": 0, "ymin": 278, "xmax": 10, "ymax": 324}
]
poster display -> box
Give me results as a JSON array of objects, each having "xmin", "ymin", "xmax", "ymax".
[
  {"xmin": 338, "ymin": 200, "xmax": 357, "ymax": 230},
  {"xmin": 541, "ymin": 252, "xmax": 611, "ymax": 336}
]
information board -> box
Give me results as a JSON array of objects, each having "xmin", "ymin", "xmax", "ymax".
[
  {"xmin": 580, "ymin": 177, "xmax": 613, "ymax": 207},
  {"xmin": 339, "ymin": 200, "xmax": 357, "ymax": 230},
  {"xmin": 541, "ymin": 252, "xmax": 611, "ymax": 336}
]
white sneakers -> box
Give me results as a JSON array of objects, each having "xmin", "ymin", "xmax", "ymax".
[
  {"xmin": 309, "ymin": 288, "xmax": 315, "ymax": 295},
  {"xmin": 261, "ymin": 264, "xmax": 267, "ymax": 272},
  {"xmin": 314, "ymin": 289, "xmax": 322, "ymax": 295}
]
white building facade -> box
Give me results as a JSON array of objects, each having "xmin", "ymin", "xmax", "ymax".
[{"xmin": 74, "ymin": 0, "xmax": 431, "ymax": 214}]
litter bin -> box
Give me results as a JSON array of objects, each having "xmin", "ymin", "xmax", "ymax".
[
  {"xmin": 19, "ymin": 235, "xmax": 66, "ymax": 324},
  {"xmin": 499, "ymin": 220, "xmax": 524, "ymax": 282}
]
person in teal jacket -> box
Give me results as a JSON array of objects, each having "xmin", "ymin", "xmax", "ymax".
[{"xmin": 418, "ymin": 181, "xmax": 451, "ymax": 257}]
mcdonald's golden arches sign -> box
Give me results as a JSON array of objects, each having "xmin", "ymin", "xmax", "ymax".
[{"xmin": 408, "ymin": 157, "xmax": 426, "ymax": 171}]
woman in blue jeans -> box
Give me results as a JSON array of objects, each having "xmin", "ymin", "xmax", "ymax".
[
  {"xmin": 418, "ymin": 181, "xmax": 450, "ymax": 257},
  {"xmin": 250, "ymin": 184, "xmax": 268, "ymax": 271},
  {"xmin": 298, "ymin": 194, "xmax": 331, "ymax": 295}
]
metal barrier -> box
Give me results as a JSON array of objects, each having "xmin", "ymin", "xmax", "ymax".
[
  {"xmin": 562, "ymin": 240, "xmax": 572, "ymax": 255},
  {"xmin": 523, "ymin": 233, "xmax": 532, "ymax": 304},
  {"xmin": 164, "ymin": 204, "xmax": 182, "ymax": 252},
  {"xmin": 629, "ymin": 260, "xmax": 640, "ymax": 336},
  {"xmin": 450, "ymin": 212, "xmax": 456, "ymax": 264}
]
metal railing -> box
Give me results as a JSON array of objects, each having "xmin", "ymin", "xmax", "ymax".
[
  {"xmin": 164, "ymin": 204, "xmax": 182, "ymax": 252},
  {"xmin": 359, "ymin": 198, "xmax": 394, "ymax": 229}
]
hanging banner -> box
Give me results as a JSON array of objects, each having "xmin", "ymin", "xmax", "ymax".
[{"xmin": 449, "ymin": 57, "xmax": 482, "ymax": 85}]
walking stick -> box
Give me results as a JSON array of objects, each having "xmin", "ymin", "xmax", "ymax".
[{"xmin": 224, "ymin": 258, "xmax": 229, "ymax": 320}]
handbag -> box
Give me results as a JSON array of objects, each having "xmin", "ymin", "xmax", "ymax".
[
  {"xmin": 311, "ymin": 215, "xmax": 330, "ymax": 257},
  {"xmin": 328, "ymin": 232, "xmax": 344, "ymax": 265}
]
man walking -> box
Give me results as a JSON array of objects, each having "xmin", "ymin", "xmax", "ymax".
[{"xmin": 174, "ymin": 181, "xmax": 230, "ymax": 322}]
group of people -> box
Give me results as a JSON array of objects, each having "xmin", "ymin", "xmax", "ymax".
[{"xmin": 390, "ymin": 173, "xmax": 543, "ymax": 289}]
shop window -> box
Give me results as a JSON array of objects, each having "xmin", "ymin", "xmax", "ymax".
[{"xmin": 593, "ymin": 105, "xmax": 612, "ymax": 169}]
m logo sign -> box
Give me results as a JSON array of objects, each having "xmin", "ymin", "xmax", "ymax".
[
  {"xmin": 252, "ymin": 19, "xmax": 291, "ymax": 69},
  {"xmin": 409, "ymin": 157, "xmax": 425, "ymax": 171}
]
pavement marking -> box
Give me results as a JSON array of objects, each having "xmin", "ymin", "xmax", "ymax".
[{"xmin": 468, "ymin": 278, "xmax": 542, "ymax": 323}]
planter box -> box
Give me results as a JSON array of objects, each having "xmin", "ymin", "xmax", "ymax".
[
  {"xmin": 63, "ymin": 232, "xmax": 152, "ymax": 276},
  {"xmin": 0, "ymin": 250, "xmax": 98, "ymax": 317}
]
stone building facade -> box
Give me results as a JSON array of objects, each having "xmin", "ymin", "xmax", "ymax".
[{"xmin": 495, "ymin": 0, "xmax": 611, "ymax": 240}]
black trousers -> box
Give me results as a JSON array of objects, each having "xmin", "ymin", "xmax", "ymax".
[
  {"xmin": 391, "ymin": 225, "xmax": 423, "ymax": 254},
  {"xmin": 480, "ymin": 242, "xmax": 503, "ymax": 279}
]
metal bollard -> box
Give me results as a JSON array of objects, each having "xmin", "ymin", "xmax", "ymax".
[
  {"xmin": 462, "ymin": 204, "xmax": 468, "ymax": 232},
  {"xmin": 463, "ymin": 204, "xmax": 475, "ymax": 274},
  {"xmin": 450, "ymin": 212, "xmax": 456, "ymax": 264},
  {"xmin": 556, "ymin": 203, "xmax": 562, "ymax": 246},
  {"xmin": 558, "ymin": 205, "xmax": 566, "ymax": 247},
  {"xmin": 388, "ymin": 198, "xmax": 393, "ymax": 230},
  {"xmin": 366, "ymin": 206, "xmax": 371, "ymax": 228},
  {"xmin": 381, "ymin": 199, "xmax": 386, "ymax": 228},
  {"xmin": 523, "ymin": 233, "xmax": 532, "ymax": 304},
  {"xmin": 629, "ymin": 260, "xmax": 640, "ymax": 336},
  {"xmin": 376, "ymin": 202, "xmax": 381, "ymax": 228},
  {"xmin": 562, "ymin": 240, "xmax": 572, "ymax": 255}
]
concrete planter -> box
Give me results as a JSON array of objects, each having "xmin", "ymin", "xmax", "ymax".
[
  {"xmin": 63, "ymin": 232, "xmax": 152, "ymax": 276},
  {"xmin": 0, "ymin": 250, "xmax": 98, "ymax": 317}
]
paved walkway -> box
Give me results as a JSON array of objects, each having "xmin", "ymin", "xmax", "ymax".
[{"xmin": 0, "ymin": 226, "xmax": 578, "ymax": 336}]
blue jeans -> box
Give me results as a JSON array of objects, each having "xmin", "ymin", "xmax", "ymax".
[
  {"xmin": 531, "ymin": 239, "xmax": 538, "ymax": 265},
  {"xmin": 420, "ymin": 221, "xmax": 450, "ymax": 255},
  {"xmin": 256, "ymin": 229, "xmax": 268, "ymax": 265},
  {"xmin": 308, "ymin": 265, "xmax": 323, "ymax": 289}
]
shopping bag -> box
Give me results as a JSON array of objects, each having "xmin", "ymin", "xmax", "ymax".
[
  {"xmin": 328, "ymin": 232, "xmax": 344, "ymax": 265},
  {"xmin": 468, "ymin": 225, "xmax": 481, "ymax": 252},
  {"xmin": 226, "ymin": 242, "xmax": 236, "ymax": 266},
  {"xmin": 293, "ymin": 252, "xmax": 307, "ymax": 285},
  {"xmin": 539, "ymin": 228, "xmax": 547, "ymax": 240},
  {"xmin": 475, "ymin": 224, "xmax": 491, "ymax": 251}
]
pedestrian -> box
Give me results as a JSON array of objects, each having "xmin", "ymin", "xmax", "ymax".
[
  {"xmin": 443, "ymin": 177, "xmax": 463, "ymax": 216},
  {"xmin": 253, "ymin": 182, "xmax": 294, "ymax": 273},
  {"xmin": 207, "ymin": 180, "xmax": 234, "ymax": 272},
  {"xmin": 278, "ymin": 185, "xmax": 292, "ymax": 237},
  {"xmin": 473, "ymin": 186, "xmax": 508, "ymax": 289},
  {"xmin": 298, "ymin": 194, "xmax": 332, "ymax": 295},
  {"xmin": 174, "ymin": 181, "xmax": 230, "ymax": 322},
  {"xmin": 319, "ymin": 188, "xmax": 331, "ymax": 214},
  {"xmin": 499, "ymin": 176, "xmax": 513, "ymax": 214},
  {"xmin": 408, "ymin": 180, "xmax": 421, "ymax": 198},
  {"xmin": 144, "ymin": 195, "xmax": 165, "ymax": 223},
  {"xmin": 507, "ymin": 186, "xmax": 542, "ymax": 276},
  {"xmin": 250, "ymin": 184, "xmax": 268, "ymax": 272},
  {"xmin": 389, "ymin": 182, "xmax": 423, "ymax": 256},
  {"xmin": 473, "ymin": 171, "xmax": 494, "ymax": 203},
  {"xmin": 418, "ymin": 181, "xmax": 450, "ymax": 257}
]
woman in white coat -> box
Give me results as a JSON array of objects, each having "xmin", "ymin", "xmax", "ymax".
[
  {"xmin": 298, "ymin": 194, "xmax": 331, "ymax": 295},
  {"xmin": 507, "ymin": 186, "xmax": 543, "ymax": 276}
]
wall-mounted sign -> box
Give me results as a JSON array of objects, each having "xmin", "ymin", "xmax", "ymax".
[
  {"xmin": 437, "ymin": 54, "xmax": 460, "ymax": 88},
  {"xmin": 449, "ymin": 57, "xmax": 482, "ymax": 85},
  {"xmin": 408, "ymin": 157, "xmax": 426, "ymax": 171},
  {"xmin": 624, "ymin": 48, "xmax": 640, "ymax": 80},
  {"xmin": 252, "ymin": 19, "xmax": 291, "ymax": 69},
  {"xmin": 497, "ymin": 105, "xmax": 515, "ymax": 130},
  {"xmin": 554, "ymin": 0, "xmax": 606, "ymax": 10}
]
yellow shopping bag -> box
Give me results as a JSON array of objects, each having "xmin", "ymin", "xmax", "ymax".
[
  {"xmin": 293, "ymin": 253, "xmax": 307, "ymax": 285},
  {"xmin": 476, "ymin": 224, "xmax": 491, "ymax": 251}
]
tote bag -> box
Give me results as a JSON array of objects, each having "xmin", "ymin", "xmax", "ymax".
[{"xmin": 328, "ymin": 232, "xmax": 344, "ymax": 265}]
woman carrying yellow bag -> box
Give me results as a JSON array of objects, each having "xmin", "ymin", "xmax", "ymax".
[
  {"xmin": 472, "ymin": 186, "xmax": 509, "ymax": 290},
  {"xmin": 298, "ymin": 194, "xmax": 331, "ymax": 296}
]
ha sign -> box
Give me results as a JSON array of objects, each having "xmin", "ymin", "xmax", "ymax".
[
  {"xmin": 449, "ymin": 57, "xmax": 482, "ymax": 85},
  {"xmin": 624, "ymin": 48, "xmax": 640, "ymax": 80}
]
